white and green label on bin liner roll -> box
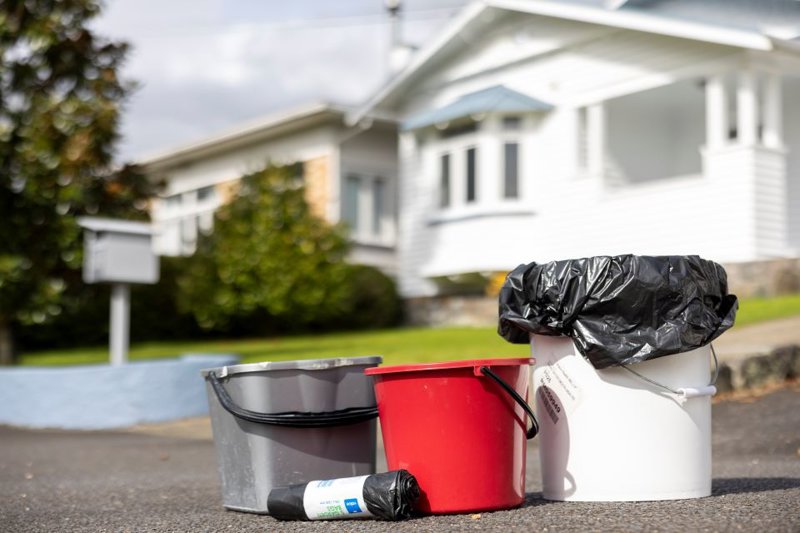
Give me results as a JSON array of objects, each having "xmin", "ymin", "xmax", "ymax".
[
  {"xmin": 267, "ymin": 470, "xmax": 420, "ymax": 521},
  {"xmin": 303, "ymin": 475, "xmax": 373, "ymax": 520}
]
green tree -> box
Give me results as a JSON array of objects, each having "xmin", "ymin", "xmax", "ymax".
[
  {"xmin": 177, "ymin": 164, "xmax": 356, "ymax": 333},
  {"xmin": 0, "ymin": 1, "xmax": 156, "ymax": 364}
]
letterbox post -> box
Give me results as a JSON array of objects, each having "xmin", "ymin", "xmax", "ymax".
[{"xmin": 77, "ymin": 217, "xmax": 159, "ymax": 366}]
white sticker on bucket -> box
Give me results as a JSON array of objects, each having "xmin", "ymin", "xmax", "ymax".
[
  {"xmin": 537, "ymin": 359, "xmax": 583, "ymax": 425},
  {"xmin": 303, "ymin": 475, "xmax": 373, "ymax": 520}
]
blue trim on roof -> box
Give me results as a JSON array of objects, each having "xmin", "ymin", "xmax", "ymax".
[{"xmin": 402, "ymin": 85, "xmax": 552, "ymax": 131}]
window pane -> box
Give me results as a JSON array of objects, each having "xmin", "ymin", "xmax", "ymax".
[
  {"xmin": 343, "ymin": 175, "xmax": 360, "ymax": 230},
  {"xmin": 197, "ymin": 185, "xmax": 215, "ymax": 201},
  {"xmin": 504, "ymin": 142, "xmax": 519, "ymax": 199},
  {"xmin": 466, "ymin": 147, "xmax": 477, "ymax": 203},
  {"xmin": 372, "ymin": 178, "xmax": 385, "ymax": 235},
  {"xmin": 440, "ymin": 154, "xmax": 450, "ymax": 208},
  {"xmin": 502, "ymin": 116, "xmax": 521, "ymax": 130}
]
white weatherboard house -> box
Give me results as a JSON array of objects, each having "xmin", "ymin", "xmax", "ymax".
[
  {"xmin": 353, "ymin": 0, "xmax": 800, "ymax": 307},
  {"xmin": 141, "ymin": 104, "xmax": 398, "ymax": 274}
]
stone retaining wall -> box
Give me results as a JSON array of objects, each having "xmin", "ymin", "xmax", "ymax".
[
  {"xmin": 723, "ymin": 258, "xmax": 800, "ymax": 298},
  {"xmin": 716, "ymin": 344, "xmax": 800, "ymax": 392},
  {"xmin": 405, "ymin": 258, "xmax": 800, "ymax": 327}
]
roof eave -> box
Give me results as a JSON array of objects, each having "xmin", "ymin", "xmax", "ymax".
[
  {"xmin": 772, "ymin": 36, "xmax": 800, "ymax": 56},
  {"xmin": 77, "ymin": 217, "xmax": 154, "ymax": 235},
  {"xmin": 139, "ymin": 103, "xmax": 346, "ymax": 171},
  {"xmin": 489, "ymin": 0, "xmax": 774, "ymax": 51}
]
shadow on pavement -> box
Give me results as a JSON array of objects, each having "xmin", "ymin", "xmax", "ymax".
[
  {"xmin": 713, "ymin": 477, "xmax": 800, "ymax": 495},
  {"xmin": 521, "ymin": 492, "xmax": 558, "ymax": 508}
]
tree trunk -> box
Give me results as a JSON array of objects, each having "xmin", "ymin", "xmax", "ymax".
[{"xmin": 0, "ymin": 316, "xmax": 16, "ymax": 366}]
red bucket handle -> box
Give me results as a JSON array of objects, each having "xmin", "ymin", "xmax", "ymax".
[{"xmin": 479, "ymin": 366, "xmax": 539, "ymax": 440}]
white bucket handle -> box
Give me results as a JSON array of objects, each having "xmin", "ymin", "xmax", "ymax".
[{"xmin": 619, "ymin": 344, "xmax": 719, "ymax": 399}]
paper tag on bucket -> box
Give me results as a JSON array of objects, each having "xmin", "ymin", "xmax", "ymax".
[
  {"xmin": 536, "ymin": 359, "xmax": 583, "ymax": 425},
  {"xmin": 303, "ymin": 475, "xmax": 373, "ymax": 520}
]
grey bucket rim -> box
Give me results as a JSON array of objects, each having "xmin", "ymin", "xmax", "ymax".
[{"xmin": 200, "ymin": 355, "xmax": 383, "ymax": 378}]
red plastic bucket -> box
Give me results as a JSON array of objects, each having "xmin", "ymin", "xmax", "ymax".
[{"xmin": 365, "ymin": 358, "xmax": 537, "ymax": 514}]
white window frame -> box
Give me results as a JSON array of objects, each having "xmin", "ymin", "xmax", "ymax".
[
  {"xmin": 428, "ymin": 113, "xmax": 531, "ymax": 223},
  {"xmin": 154, "ymin": 184, "xmax": 223, "ymax": 256},
  {"xmin": 432, "ymin": 121, "xmax": 482, "ymax": 213},
  {"xmin": 498, "ymin": 114, "xmax": 523, "ymax": 202}
]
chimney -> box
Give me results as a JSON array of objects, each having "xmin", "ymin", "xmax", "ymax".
[{"xmin": 386, "ymin": 0, "xmax": 414, "ymax": 75}]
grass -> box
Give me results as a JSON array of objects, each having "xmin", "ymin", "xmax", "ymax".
[
  {"xmin": 19, "ymin": 326, "xmax": 531, "ymax": 367},
  {"xmin": 17, "ymin": 293, "xmax": 800, "ymax": 367},
  {"xmin": 732, "ymin": 293, "xmax": 800, "ymax": 328}
]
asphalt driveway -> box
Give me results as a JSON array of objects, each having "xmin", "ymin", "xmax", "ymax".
[{"xmin": 1, "ymin": 384, "xmax": 798, "ymax": 532}]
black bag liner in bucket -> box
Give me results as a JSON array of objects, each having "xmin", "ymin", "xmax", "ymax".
[{"xmin": 498, "ymin": 255, "xmax": 738, "ymax": 369}]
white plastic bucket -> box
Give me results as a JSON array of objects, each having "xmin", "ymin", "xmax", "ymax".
[{"xmin": 531, "ymin": 334, "xmax": 716, "ymax": 501}]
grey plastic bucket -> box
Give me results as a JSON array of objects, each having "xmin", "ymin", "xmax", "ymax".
[{"xmin": 200, "ymin": 356, "xmax": 382, "ymax": 514}]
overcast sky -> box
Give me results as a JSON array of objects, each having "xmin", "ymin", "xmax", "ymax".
[{"xmin": 93, "ymin": 0, "xmax": 470, "ymax": 162}]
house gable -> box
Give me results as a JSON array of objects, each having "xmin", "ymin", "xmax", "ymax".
[
  {"xmin": 353, "ymin": 0, "xmax": 777, "ymax": 122},
  {"xmin": 389, "ymin": 10, "xmax": 740, "ymax": 120}
]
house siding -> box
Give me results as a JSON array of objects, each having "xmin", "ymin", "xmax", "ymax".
[
  {"xmin": 785, "ymin": 77, "xmax": 800, "ymax": 254},
  {"xmin": 149, "ymin": 126, "xmax": 338, "ymax": 256},
  {"xmin": 398, "ymin": 132, "xmax": 439, "ymax": 297},
  {"xmin": 403, "ymin": 15, "xmax": 737, "ymax": 115},
  {"xmin": 339, "ymin": 124, "xmax": 399, "ymax": 274},
  {"xmin": 153, "ymin": 127, "xmax": 337, "ymax": 197},
  {"xmin": 753, "ymin": 147, "xmax": 789, "ymax": 257},
  {"xmin": 517, "ymin": 30, "xmax": 734, "ymax": 101}
]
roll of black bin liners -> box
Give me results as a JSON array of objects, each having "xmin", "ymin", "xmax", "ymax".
[{"xmin": 268, "ymin": 470, "xmax": 420, "ymax": 521}]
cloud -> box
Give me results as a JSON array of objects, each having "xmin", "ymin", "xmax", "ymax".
[{"xmin": 94, "ymin": 0, "xmax": 467, "ymax": 161}]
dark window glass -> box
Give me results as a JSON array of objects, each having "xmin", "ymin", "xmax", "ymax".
[
  {"xmin": 466, "ymin": 147, "xmax": 477, "ymax": 203},
  {"xmin": 440, "ymin": 154, "xmax": 450, "ymax": 208},
  {"xmin": 504, "ymin": 142, "xmax": 519, "ymax": 199}
]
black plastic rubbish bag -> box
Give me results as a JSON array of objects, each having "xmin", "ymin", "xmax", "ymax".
[
  {"xmin": 498, "ymin": 255, "xmax": 738, "ymax": 369},
  {"xmin": 267, "ymin": 470, "xmax": 420, "ymax": 521}
]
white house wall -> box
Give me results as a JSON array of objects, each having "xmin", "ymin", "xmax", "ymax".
[
  {"xmin": 340, "ymin": 124, "xmax": 399, "ymax": 273},
  {"xmin": 509, "ymin": 29, "xmax": 735, "ymax": 104},
  {"xmin": 398, "ymin": 13, "xmax": 738, "ymax": 116},
  {"xmin": 155, "ymin": 127, "xmax": 339, "ymax": 197},
  {"xmin": 340, "ymin": 125, "xmax": 398, "ymax": 187},
  {"xmin": 149, "ymin": 126, "xmax": 340, "ymax": 256},
  {"xmin": 434, "ymin": 13, "xmax": 614, "ymax": 89},
  {"xmin": 785, "ymin": 76, "xmax": 800, "ymax": 253},
  {"xmin": 398, "ymin": 132, "xmax": 438, "ymax": 297}
]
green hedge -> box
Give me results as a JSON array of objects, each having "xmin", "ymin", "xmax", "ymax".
[{"xmin": 17, "ymin": 260, "xmax": 401, "ymax": 351}]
